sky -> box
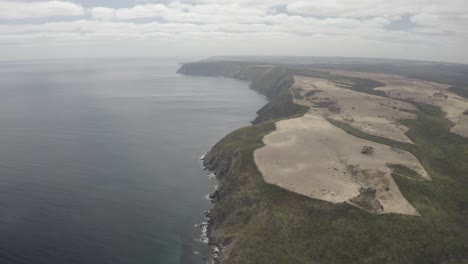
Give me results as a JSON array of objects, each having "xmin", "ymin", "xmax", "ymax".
[{"xmin": 0, "ymin": 0, "xmax": 467, "ymax": 63}]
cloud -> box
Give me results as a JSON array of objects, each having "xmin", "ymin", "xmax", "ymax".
[
  {"xmin": 0, "ymin": 0, "xmax": 467, "ymax": 63},
  {"xmin": 410, "ymin": 13, "xmax": 439, "ymax": 26},
  {"xmin": 91, "ymin": 2, "xmax": 269, "ymax": 24},
  {"xmin": 285, "ymin": 0, "xmax": 447, "ymax": 18},
  {"xmin": 89, "ymin": 7, "xmax": 116, "ymax": 21},
  {"xmin": 1, "ymin": 1, "xmax": 466, "ymax": 42},
  {"xmin": 91, "ymin": 4, "xmax": 173, "ymax": 21},
  {"xmin": 0, "ymin": 1, "xmax": 84, "ymax": 19}
]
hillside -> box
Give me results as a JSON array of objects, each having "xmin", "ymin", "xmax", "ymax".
[{"xmin": 178, "ymin": 60, "xmax": 468, "ymax": 264}]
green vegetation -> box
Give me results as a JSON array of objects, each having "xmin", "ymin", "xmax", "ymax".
[
  {"xmin": 314, "ymin": 100, "xmax": 338, "ymax": 109},
  {"xmin": 181, "ymin": 61, "xmax": 468, "ymax": 263},
  {"xmin": 291, "ymin": 87, "xmax": 305, "ymax": 99},
  {"xmin": 304, "ymin": 89, "xmax": 322, "ymax": 97},
  {"xmin": 210, "ymin": 101, "xmax": 468, "ymax": 263},
  {"xmin": 388, "ymin": 164, "xmax": 426, "ymax": 181},
  {"xmin": 349, "ymin": 187, "xmax": 383, "ymax": 213},
  {"xmin": 250, "ymin": 67, "xmax": 309, "ymax": 124},
  {"xmin": 289, "ymin": 68, "xmax": 387, "ymax": 97},
  {"xmin": 328, "ymin": 118, "xmax": 416, "ymax": 152}
]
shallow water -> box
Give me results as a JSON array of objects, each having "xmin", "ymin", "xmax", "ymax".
[{"xmin": 0, "ymin": 58, "xmax": 265, "ymax": 264}]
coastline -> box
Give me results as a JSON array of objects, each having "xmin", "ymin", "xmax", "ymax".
[
  {"xmin": 179, "ymin": 60, "xmax": 468, "ymax": 264},
  {"xmin": 199, "ymin": 152, "xmax": 219, "ymax": 264},
  {"xmin": 197, "ymin": 152, "xmax": 219, "ymax": 264},
  {"xmin": 179, "ymin": 61, "xmax": 309, "ymax": 263}
]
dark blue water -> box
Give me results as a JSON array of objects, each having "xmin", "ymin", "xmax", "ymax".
[{"xmin": 0, "ymin": 59, "xmax": 265, "ymax": 264}]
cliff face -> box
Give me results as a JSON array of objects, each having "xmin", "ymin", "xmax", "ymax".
[
  {"xmin": 177, "ymin": 61, "xmax": 390, "ymax": 263},
  {"xmin": 178, "ymin": 61, "xmax": 309, "ymax": 263},
  {"xmin": 178, "ymin": 61, "xmax": 308, "ymax": 124},
  {"xmin": 202, "ymin": 122, "xmax": 276, "ymax": 263},
  {"xmin": 177, "ymin": 61, "xmax": 468, "ymax": 264}
]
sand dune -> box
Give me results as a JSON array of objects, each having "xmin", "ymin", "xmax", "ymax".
[
  {"xmin": 253, "ymin": 72, "xmax": 444, "ymax": 215},
  {"xmin": 327, "ymin": 70, "xmax": 468, "ymax": 137},
  {"xmin": 292, "ymin": 76, "xmax": 418, "ymax": 143},
  {"xmin": 254, "ymin": 114, "xmax": 429, "ymax": 215}
]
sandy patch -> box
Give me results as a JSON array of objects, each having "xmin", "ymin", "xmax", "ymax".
[
  {"xmin": 324, "ymin": 70, "xmax": 468, "ymax": 137},
  {"xmin": 254, "ymin": 114, "xmax": 429, "ymax": 215},
  {"xmin": 291, "ymin": 76, "xmax": 417, "ymax": 143}
]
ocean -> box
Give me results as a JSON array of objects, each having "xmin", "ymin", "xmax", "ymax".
[{"xmin": 0, "ymin": 58, "xmax": 265, "ymax": 264}]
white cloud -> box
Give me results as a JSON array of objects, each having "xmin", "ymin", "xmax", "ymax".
[
  {"xmin": 410, "ymin": 13, "xmax": 439, "ymax": 26},
  {"xmin": 90, "ymin": 5, "xmax": 171, "ymax": 22},
  {"xmin": 0, "ymin": 1, "xmax": 84, "ymax": 19},
  {"xmin": 91, "ymin": 2, "xmax": 269, "ymax": 24},
  {"xmin": 90, "ymin": 7, "xmax": 116, "ymax": 21},
  {"xmin": 0, "ymin": 0, "xmax": 467, "ymax": 63},
  {"xmin": 285, "ymin": 0, "xmax": 452, "ymax": 18}
]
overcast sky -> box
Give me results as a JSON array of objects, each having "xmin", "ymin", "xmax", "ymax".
[{"xmin": 0, "ymin": 0, "xmax": 467, "ymax": 63}]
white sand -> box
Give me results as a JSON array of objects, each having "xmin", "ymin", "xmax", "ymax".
[
  {"xmin": 326, "ymin": 70, "xmax": 468, "ymax": 137},
  {"xmin": 292, "ymin": 76, "xmax": 417, "ymax": 143},
  {"xmin": 252, "ymin": 70, "xmax": 450, "ymax": 215},
  {"xmin": 254, "ymin": 114, "xmax": 430, "ymax": 215}
]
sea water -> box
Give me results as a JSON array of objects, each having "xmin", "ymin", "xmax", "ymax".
[{"xmin": 0, "ymin": 58, "xmax": 265, "ymax": 264}]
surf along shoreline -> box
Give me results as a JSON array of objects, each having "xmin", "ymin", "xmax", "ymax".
[{"xmin": 179, "ymin": 61, "xmax": 309, "ymax": 263}]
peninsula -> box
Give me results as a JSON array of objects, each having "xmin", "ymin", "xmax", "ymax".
[{"xmin": 178, "ymin": 57, "xmax": 468, "ymax": 264}]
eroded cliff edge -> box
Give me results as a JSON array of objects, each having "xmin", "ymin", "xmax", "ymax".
[
  {"xmin": 178, "ymin": 62, "xmax": 308, "ymax": 124},
  {"xmin": 179, "ymin": 61, "xmax": 309, "ymax": 262},
  {"xmin": 177, "ymin": 61, "xmax": 468, "ymax": 264}
]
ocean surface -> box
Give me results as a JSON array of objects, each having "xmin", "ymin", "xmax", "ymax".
[{"xmin": 0, "ymin": 59, "xmax": 266, "ymax": 264}]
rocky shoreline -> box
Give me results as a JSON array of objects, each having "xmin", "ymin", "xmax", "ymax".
[
  {"xmin": 179, "ymin": 60, "xmax": 468, "ymax": 264},
  {"xmin": 197, "ymin": 152, "xmax": 220, "ymax": 264},
  {"xmin": 195, "ymin": 148, "xmax": 243, "ymax": 264},
  {"xmin": 179, "ymin": 60, "xmax": 309, "ymax": 263},
  {"xmin": 180, "ymin": 60, "xmax": 388, "ymax": 262},
  {"xmin": 201, "ymin": 146, "xmax": 240, "ymax": 264}
]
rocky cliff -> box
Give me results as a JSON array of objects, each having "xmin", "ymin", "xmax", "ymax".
[
  {"xmin": 177, "ymin": 61, "xmax": 308, "ymax": 124},
  {"xmin": 177, "ymin": 61, "xmax": 468, "ymax": 264},
  {"xmin": 178, "ymin": 61, "xmax": 309, "ymax": 262}
]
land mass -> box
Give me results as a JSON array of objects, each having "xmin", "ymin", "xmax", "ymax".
[{"xmin": 177, "ymin": 57, "xmax": 468, "ymax": 264}]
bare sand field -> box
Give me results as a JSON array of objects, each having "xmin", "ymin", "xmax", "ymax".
[
  {"xmin": 326, "ymin": 70, "xmax": 468, "ymax": 137},
  {"xmin": 254, "ymin": 114, "xmax": 430, "ymax": 215},
  {"xmin": 291, "ymin": 76, "xmax": 418, "ymax": 143},
  {"xmin": 251, "ymin": 70, "xmax": 465, "ymax": 215}
]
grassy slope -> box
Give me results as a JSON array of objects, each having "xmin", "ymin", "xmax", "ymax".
[
  {"xmin": 250, "ymin": 67, "xmax": 309, "ymax": 124},
  {"xmin": 210, "ymin": 72, "xmax": 468, "ymax": 264}
]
